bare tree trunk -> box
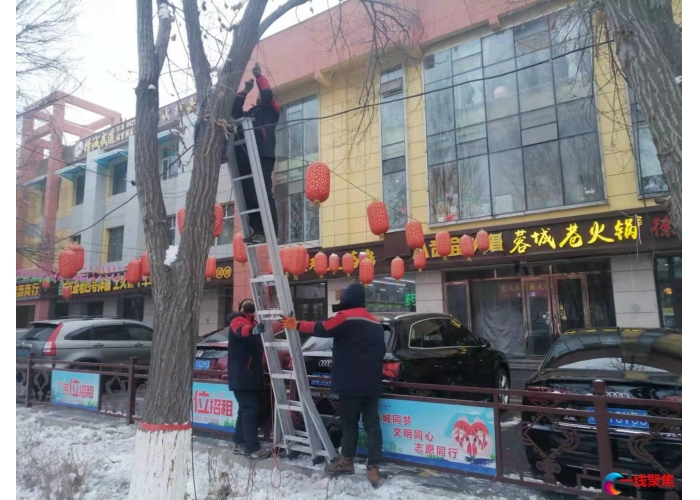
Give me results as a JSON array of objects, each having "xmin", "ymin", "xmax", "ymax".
[{"xmin": 603, "ymin": 0, "xmax": 682, "ymax": 237}]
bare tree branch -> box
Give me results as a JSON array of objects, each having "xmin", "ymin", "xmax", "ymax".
[{"xmin": 258, "ymin": 0, "xmax": 310, "ymax": 37}]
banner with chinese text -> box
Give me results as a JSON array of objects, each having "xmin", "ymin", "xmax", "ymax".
[
  {"xmin": 50, "ymin": 370, "xmax": 100, "ymax": 411},
  {"xmin": 359, "ymin": 398, "xmax": 497, "ymax": 476},
  {"xmin": 192, "ymin": 382, "xmax": 238, "ymax": 433}
]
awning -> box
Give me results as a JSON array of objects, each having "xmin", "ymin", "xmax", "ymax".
[
  {"xmin": 93, "ymin": 149, "xmax": 128, "ymax": 167},
  {"xmin": 55, "ymin": 163, "xmax": 86, "ymax": 181},
  {"xmin": 157, "ymin": 130, "xmax": 177, "ymax": 143},
  {"xmin": 23, "ymin": 175, "xmax": 46, "ymax": 189}
]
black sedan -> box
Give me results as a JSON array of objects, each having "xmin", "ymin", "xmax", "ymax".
[{"xmin": 521, "ymin": 327, "xmax": 681, "ymax": 493}]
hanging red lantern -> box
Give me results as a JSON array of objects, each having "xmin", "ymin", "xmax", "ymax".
[
  {"xmin": 328, "ymin": 253, "xmax": 340, "ymax": 274},
  {"xmin": 125, "ymin": 259, "xmax": 142, "ymax": 285},
  {"xmin": 304, "ymin": 251, "xmax": 310, "ymax": 272},
  {"xmin": 459, "ymin": 235, "xmax": 475, "ymax": 259},
  {"xmin": 291, "ymin": 245, "xmax": 308, "ymax": 279},
  {"xmin": 58, "ymin": 250, "xmax": 78, "ymax": 279},
  {"xmin": 141, "ymin": 252, "xmax": 151, "ymax": 277},
  {"xmin": 359, "ymin": 259, "xmax": 374, "ymax": 285},
  {"xmin": 305, "ymin": 161, "xmax": 331, "ymax": 205},
  {"xmin": 391, "ymin": 257, "xmax": 405, "ymax": 282},
  {"xmin": 279, "ymin": 247, "xmax": 290, "ymax": 274},
  {"xmin": 213, "ymin": 204, "xmax": 224, "ymax": 237},
  {"xmin": 69, "ymin": 244, "xmax": 84, "ymax": 273},
  {"xmin": 405, "ymin": 220, "xmax": 425, "ymax": 250},
  {"xmin": 367, "ymin": 200, "xmax": 390, "ymax": 238},
  {"xmin": 40, "ymin": 278, "xmax": 51, "ymax": 289},
  {"xmin": 177, "ymin": 207, "xmax": 186, "ymax": 235},
  {"xmin": 476, "ymin": 230, "xmax": 490, "ymax": 252},
  {"xmin": 358, "ymin": 252, "xmax": 368, "ymax": 263},
  {"xmin": 61, "ymin": 285, "xmax": 72, "ymax": 300},
  {"xmin": 435, "ymin": 231, "xmax": 452, "ymax": 260},
  {"xmin": 341, "ymin": 253, "xmax": 354, "ymax": 276},
  {"xmin": 413, "ymin": 248, "xmax": 427, "ymax": 272},
  {"xmin": 233, "ymin": 232, "xmax": 247, "ymax": 263},
  {"xmin": 314, "ymin": 251, "xmax": 328, "ymax": 278},
  {"xmin": 205, "ymin": 256, "xmax": 217, "ymax": 280}
]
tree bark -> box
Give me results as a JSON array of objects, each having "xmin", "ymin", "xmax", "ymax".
[{"xmin": 603, "ymin": 0, "xmax": 682, "ymax": 237}]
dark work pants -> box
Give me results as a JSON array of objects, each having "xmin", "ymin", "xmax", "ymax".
[
  {"xmin": 233, "ymin": 390, "xmax": 262, "ymax": 453},
  {"xmin": 340, "ymin": 395, "xmax": 382, "ymax": 466},
  {"xmin": 237, "ymin": 153, "xmax": 278, "ymax": 237}
]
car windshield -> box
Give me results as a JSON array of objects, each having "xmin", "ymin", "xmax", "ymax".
[
  {"xmin": 541, "ymin": 330, "xmax": 681, "ymax": 375},
  {"xmin": 22, "ymin": 324, "xmax": 59, "ymax": 341},
  {"xmin": 16, "ymin": 329, "xmax": 28, "ymax": 340}
]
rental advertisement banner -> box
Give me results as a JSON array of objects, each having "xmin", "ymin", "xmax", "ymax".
[
  {"xmin": 360, "ymin": 398, "xmax": 497, "ymax": 476},
  {"xmin": 192, "ymin": 382, "xmax": 238, "ymax": 433},
  {"xmin": 50, "ymin": 370, "xmax": 100, "ymax": 411}
]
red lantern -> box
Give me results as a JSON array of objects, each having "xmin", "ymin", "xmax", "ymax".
[
  {"xmin": 358, "ymin": 252, "xmax": 368, "ymax": 263},
  {"xmin": 459, "ymin": 235, "xmax": 475, "ymax": 259},
  {"xmin": 413, "ymin": 248, "xmax": 427, "ymax": 272},
  {"xmin": 328, "ymin": 253, "xmax": 340, "ymax": 274},
  {"xmin": 359, "ymin": 259, "xmax": 374, "ymax": 285},
  {"xmin": 405, "ymin": 221, "xmax": 425, "ymax": 250},
  {"xmin": 177, "ymin": 207, "xmax": 186, "ymax": 235},
  {"xmin": 58, "ymin": 250, "xmax": 78, "ymax": 279},
  {"xmin": 279, "ymin": 247, "xmax": 290, "ymax": 274},
  {"xmin": 291, "ymin": 245, "xmax": 308, "ymax": 279},
  {"xmin": 341, "ymin": 253, "xmax": 354, "ymax": 276},
  {"xmin": 367, "ymin": 200, "xmax": 390, "ymax": 238},
  {"xmin": 213, "ymin": 204, "xmax": 224, "ymax": 237},
  {"xmin": 314, "ymin": 252, "xmax": 328, "ymax": 278},
  {"xmin": 476, "ymin": 230, "xmax": 490, "ymax": 252},
  {"xmin": 205, "ymin": 256, "xmax": 216, "ymax": 280},
  {"xmin": 304, "ymin": 251, "xmax": 310, "ymax": 272},
  {"xmin": 61, "ymin": 285, "xmax": 72, "ymax": 300},
  {"xmin": 233, "ymin": 232, "xmax": 247, "ymax": 264},
  {"xmin": 141, "ymin": 252, "xmax": 151, "ymax": 277},
  {"xmin": 125, "ymin": 259, "xmax": 142, "ymax": 285},
  {"xmin": 69, "ymin": 244, "xmax": 84, "ymax": 273},
  {"xmin": 391, "ymin": 257, "xmax": 405, "ymax": 282},
  {"xmin": 435, "ymin": 231, "xmax": 451, "ymax": 260},
  {"xmin": 40, "ymin": 278, "xmax": 51, "ymax": 289},
  {"xmin": 305, "ymin": 161, "xmax": 331, "ymax": 205}
]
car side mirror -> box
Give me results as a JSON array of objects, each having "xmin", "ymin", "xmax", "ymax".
[{"xmin": 479, "ymin": 337, "xmax": 491, "ymax": 348}]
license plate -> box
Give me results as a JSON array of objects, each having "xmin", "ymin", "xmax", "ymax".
[
  {"xmin": 16, "ymin": 348, "xmax": 29, "ymax": 358},
  {"xmin": 194, "ymin": 359, "xmax": 211, "ymax": 370},
  {"xmin": 310, "ymin": 372, "xmax": 331, "ymax": 388},
  {"xmin": 587, "ymin": 407, "xmax": 649, "ymax": 429}
]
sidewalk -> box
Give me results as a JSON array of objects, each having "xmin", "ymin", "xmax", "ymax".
[{"xmin": 16, "ymin": 404, "xmax": 584, "ymax": 499}]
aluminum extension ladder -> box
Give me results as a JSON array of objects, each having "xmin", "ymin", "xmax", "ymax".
[{"xmin": 226, "ymin": 117, "xmax": 337, "ymax": 463}]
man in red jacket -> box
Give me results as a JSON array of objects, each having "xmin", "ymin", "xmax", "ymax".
[{"xmin": 228, "ymin": 63, "xmax": 281, "ymax": 244}]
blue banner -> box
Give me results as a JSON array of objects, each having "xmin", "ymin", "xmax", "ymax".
[
  {"xmin": 360, "ymin": 398, "xmax": 497, "ymax": 476},
  {"xmin": 192, "ymin": 382, "xmax": 239, "ymax": 433},
  {"xmin": 50, "ymin": 370, "xmax": 100, "ymax": 411}
]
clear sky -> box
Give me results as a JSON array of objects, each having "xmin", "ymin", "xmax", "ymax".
[{"xmin": 67, "ymin": 0, "xmax": 339, "ymax": 123}]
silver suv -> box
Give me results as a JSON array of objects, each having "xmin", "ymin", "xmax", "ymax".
[{"xmin": 16, "ymin": 316, "xmax": 153, "ymax": 367}]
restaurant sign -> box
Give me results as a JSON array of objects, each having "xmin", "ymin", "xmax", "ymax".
[
  {"xmin": 16, "ymin": 282, "xmax": 42, "ymax": 300},
  {"xmin": 71, "ymin": 94, "xmax": 197, "ymax": 161}
]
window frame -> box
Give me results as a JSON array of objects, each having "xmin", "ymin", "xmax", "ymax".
[
  {"xmin": 160, "ymin": 141, "xmax": 180, "ymax": 180},
  {"xmin": 166, "ymin": 215, "xmax": 176, "ymax": 246},
  {"xmin": 422, "ymin": 9, "xmax": 605, "ymax": 226},
  {"xmin": 111, "ymin": 160, "xmax": 128, "ymax": 195},
  {"xmin": 214, "ymin": 203, "xmax": 236, "ymax": 246},
  {"xmin": 407, "ymin": 318, "xmax": 451, "ymax": 350},
  {"xmin": 106, "ymin": 226, "xmax": 124, "ymax": 262},
  {"xmin": 74, "ymin": 172, "xmax": 85, "ymax": 206}
]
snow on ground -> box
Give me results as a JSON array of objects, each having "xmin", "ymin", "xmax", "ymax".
[{"xmin": 16, "ymin": 409, "xmax": 543, "ymax": 500}]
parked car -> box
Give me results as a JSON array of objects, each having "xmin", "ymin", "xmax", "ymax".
[
  {"xmin": 301, "ymin": 312, "xmax": 511, "ymax": 445},
  {"xmin": 521, "ymin": 327, "xmax": 681, "ymax": 491},
  {"xmin": 16, "ymin": 317, "xmax": 153, "ymax": 367}
]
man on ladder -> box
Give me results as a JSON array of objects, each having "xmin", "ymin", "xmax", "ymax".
[{"xmin": 229, "ymin": 63, "xmax": 280, "ymax": 244}]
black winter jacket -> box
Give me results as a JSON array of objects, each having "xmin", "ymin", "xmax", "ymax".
[
  {"xmin": 231, "ymin": 75, "xmax": 281, "ymax": 159},
  {"xmin": 227, "ymin": 312, "xmax": 264, "ymax": 391}
]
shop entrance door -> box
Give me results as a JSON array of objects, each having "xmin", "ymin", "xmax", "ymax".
[
  {"xmin": 523, "ymin": 279, "xmax": 553, "ymax": 356},
  {"xmin": 552, "ymin": 276, "xmax": 586, "ymax": 334}
]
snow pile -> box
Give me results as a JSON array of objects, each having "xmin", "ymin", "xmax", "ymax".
[
  {"xmin": 164, "ymin": 245, "xmax": 178, "ymax": 266},
  {"xmin": 16, "ymin": 409, "xmax": 540, "ymax": 499},
  {"xmin": 157, "ymin": 3, "xmax": 169, "ymax": 21}
]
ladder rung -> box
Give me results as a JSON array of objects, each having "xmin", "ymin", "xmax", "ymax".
[
  {"xmin": 256, "ymin": 309, "xmax": 283, "ymax": 317},
  {"xmin": 245, "ymin": 242, "xmax": 268, "ymax": 248},
  {"xmin": 250, "ymin": 275, "xmax": 276, "ymax": 283},
  {"xmin": 283, "ymin": 435, "xmax": 310, "ymax": 444},
  {"xmin": 270, "ymin": 371, "xmax": 295, "ymax": 380},
  {"xmin": 278, "ymin": 403, "xmax": 303, "ymax": 412},
  {"xmin": 239, "ymin": 208, "xmax": 261, "ymax": 215},
  {"xmin": 295, "ymin": 430, "xmax": 309, "ymax": 437},
  {"xmin": 232, "ymin": 174, "xmax": 253, "ymax": 182},
  {"xmin": 264, "ymin": 340, "xmax": 290, "ymax": 348}
]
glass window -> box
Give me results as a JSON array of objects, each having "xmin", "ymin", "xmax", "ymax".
[
  {"xmin": 128, "ymin": 326, "xmax": 153, "ymax": 342},
  {"xmin": 446, "ymin": 320, "xmax": 478, "ymax": 347},
  {"xmin": 92, "ymin": 324, "xmax": 131, "ymax": 341},
  {"xmin": 424, "ymin": 9, "xmax": 601, "ymax": 223},
  {"xmin": 167, "ymin": 216, "xmax": 176, "ymax": 246},
  {"xmin": 383, "ymin": 169, "xmax": 407, "ymax": 229},
  {"xmin": 470, "ymin": 279, "xmax": 526, "ymax": 356},
  {"xmin": 275, "ymin": 95, "xmax": 320, "ymax": 243},
  {"xmin": 409, "ymin": 319, "xmax": 449, "ymax": 349},
  {"xmin": 71, "ymin": 234, "xmax": 81, "ymax": 244},
  {"xmin": 122, "ymin": 297, "xmax": 145, "ymax": 322},
  {"xmin": 74, "ymin": 173, "xmax": 85, "ymax": 206},
  {"xmin": 215, "ymin": 204, "xmax": 235, "ymax": 246},
  {"xmin": 160, "ymin": 141, "xmax": 179, "ymax": 179},
  {"xmin": 112, "ymin": 161, "xmax": 127, "ymax": 195},
  {"xmin": 87, "ymin": 301, "xmax": 103, "ymax": 317},
  {"xmin": 107, "ymin": 227, "xmax": 124, "ymax": 262},
  {"xmin": 364, "ymin": 273, "xmax": 416, "ymax": 315}
]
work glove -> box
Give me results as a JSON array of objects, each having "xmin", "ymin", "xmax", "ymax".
[
  {"xmin": 252, "ymin": 323, "xmax": 265, "ymax": 336},
  {"xmin": 280, "ymin": 316, "xmax": 299, "ymax": 331},
  {"xmin": 244, "ymin": 78, "xmax": 255, "ymax": 92},
  {"xmin": 252, "ymin": 63, "xmax": 262, "ymax": 77}
]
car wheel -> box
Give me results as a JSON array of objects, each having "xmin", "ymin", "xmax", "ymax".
[{"xmin": 495, "ymin": 367, "xmax": 510, "ymax": 404}]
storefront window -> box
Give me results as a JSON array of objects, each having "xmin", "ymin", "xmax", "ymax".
[
  {"xmin": 365, "ymin": 274, "xmax": 416, "ymax": 316},
  {"xmin": 121, "ymin": 296, "xmax": 144, "ymax": 322},
  {"xmin": 470, "ymin": 280, "xmax": 526, "ymax": 356},
  {"xmin": 655, "ymin": 256, "xmax": 681, "ymax": 329},
  {"xmin": 291, "ymin": 283, "xmax": 326, "ymax": 321}
]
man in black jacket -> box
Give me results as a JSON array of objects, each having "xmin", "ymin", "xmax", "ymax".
[
  {"xmin": 227, "ymin": 63, "xmax": 280, "ymax": 244},
  {"xmin": 281, "ymin": 283, "xmax": 386, "ymax": 487},
  {"xmin": 228, "ymin": 299, "xmax": 271, "ymax": 459}
]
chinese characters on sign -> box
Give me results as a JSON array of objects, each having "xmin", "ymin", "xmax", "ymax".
[
  {"xmin": 308, "ymin": 248, "xmax": 377, "ymax": 272},
  {"xmin": 191, "ymin": 382, "xmax": 239, "ymax": 433},
  {"xmin": 16, "ymin": 282, "xmax": 40, "ymax": 299},
  {"xmin": 50, "ymin": 371, "xmax": 100, "ymax": 411},
  {"xmin": 652, "ymin": 215, "xmax": 677, "ymax": 238},
  {"xmin": 61, "ymin": 275, "xmax": 152, "ymax": 296},
  {"xmin": 425, "ymin": 234, "xmax": 504, "ymax": 259}
]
